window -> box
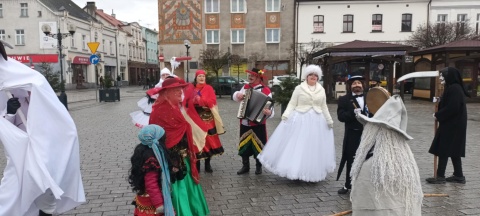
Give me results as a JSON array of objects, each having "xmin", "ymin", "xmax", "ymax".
[
  {"xmin": 231, "ymin": 29, "xmax": 245, "ymax": 43},
  {"xmin": 266, "ymin": 0, "xmax": 281, "ymax": 12},
  {"xmin": 437, "ymin": 14, "xmax": 448, "ymax": 30},
  {"xmin": 206, "ymin": 30, "xmax": 220, "ymax": 44},
  {"xmin": 372, "ymin": 14, "xmax": 382, "ymax": 32},
  {"xmin": 102, "ymin": 39, "xmax": 105, "ymax": 52},
  {"xmin": 205, "ymin": 0, "xmax": 219, "ymax": 13},
  {"xmin": 0, "ymin": 30, "xmax": 5, "ymax": 41},
  {"xmin": 71, "ymin": 35, "xmax": 75, "ymax": 47},
  {"xmin": 231, "ymin": 0, "xmax": 245, "ymax": 13},
  {"xmin": 401, "ymin": 14, "xmax": 412, "ymax": 32},
  {"xmin": 313, "ymin": 15, "xmax": 324, "ymax": 33},
  {"xmin": 343, "ymin": 15, "xmax": 354, "ymax": 33},
  {"xmin": 457, "ymin": 14, "xmax": 467, "ymax": 34},
  {"xmin": 0, "ymin": 4, "xmax": 3, "ymax": 18},
  {"xmin": 15, "ymin": 29, "xmax": 25, "ymax": 45},
  {"xmin": 82, "ymin": 35, "xmax": 86, "ymax": 49},
  {"xmin": 266, "ymin": 28, "xmax": 280, "ymax": 43},
  {"xmin": 476, "ymin": 14, "xmax": 480, "ymax": 34},
  {"xmin": 110, "ymin": 41, "xmax": 113, "ymax": 54},
  {"xmin": 20, "ymin": 3, "xmax": 28, "ymax": 17}
]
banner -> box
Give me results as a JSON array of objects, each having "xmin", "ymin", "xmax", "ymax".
[{"xmin": 39, "ymin": 22, "xmax": 57, "ymax": 49}]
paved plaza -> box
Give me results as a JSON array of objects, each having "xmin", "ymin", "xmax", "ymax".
[{"xmin": 1, "ymin": 86, "xmax": 479, "ymax": 216}]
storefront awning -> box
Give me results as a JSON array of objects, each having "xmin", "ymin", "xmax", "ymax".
[
  {"xmin": 330, "ymin": 51, "xmax": 406, "ymax": 57},
  {"xmin": 9, "ymin": 54, "xmax": 58, "ymax": 63},
  {"xmin": 72, "ymin": 56, "xmax": 91, "ymax": 65}
]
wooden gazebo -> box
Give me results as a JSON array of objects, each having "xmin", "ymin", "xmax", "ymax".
[
  {"xmin": 312, "ymin": 40, "xmax": 416, "ymax": 100},
  {"xmin": 410, "ymin": 40, "xmax": 480, "ymax": 100}
]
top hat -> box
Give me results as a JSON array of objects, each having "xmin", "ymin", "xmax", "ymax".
[{"xmin": 348, "ymin": 71, "xmax": 365, "ymax": 82}]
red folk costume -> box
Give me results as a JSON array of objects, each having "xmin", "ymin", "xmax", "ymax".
[
  {"xmin": 148, "ymin": 78, "xmax": 200, "ymax": 183},
  {"xmin": 184, "ymin": 70, "xmax": 225, "ymax": 159},
  {"xmin": 134, "ymin": 157, "xmax": 164, "ymax": 216}
]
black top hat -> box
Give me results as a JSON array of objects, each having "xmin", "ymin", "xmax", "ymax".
[{"xmin": 348, "ymin": 71, "xmax": 365, "ymax": 82}]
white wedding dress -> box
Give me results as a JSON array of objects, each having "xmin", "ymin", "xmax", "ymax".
[{"xmin": 258, "ymin": 83, "xmax": 335, "ymax": 182}]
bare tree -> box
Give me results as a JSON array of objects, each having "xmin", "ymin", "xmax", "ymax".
[
  {"xmin": 289, "ymin": 39, "xmax": 325, "ymax": 79},
  {"xmin": 230, "ymin": 54, "xmax": 247, "ymax": 81},
  {"xmin": 248, "ymin": 52, "xmax": 264, "ymax": 69},
  {"xmin": 199, "ymin": 48, "xmax": 230, "ymax": 96},
  {"xmin": 407, "ymin": 21, "xmax": 480, "ymax": 49}
]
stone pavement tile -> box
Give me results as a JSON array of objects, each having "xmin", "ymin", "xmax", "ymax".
[
  {"xmin": 292, "ymin": 207, "xmax": 318, "ymax": 214},
  {"xmin": 267, "ymin": 209, "xmax": 294, "ymax": 215},
  {"xmin": 460, "ymin": 208, "xmax": 480, "ymax": 215}
]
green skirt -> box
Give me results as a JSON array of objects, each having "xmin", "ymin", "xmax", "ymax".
[{"xmin": 171, "ymin": 158, "xmax": 210, "ymax": 216}]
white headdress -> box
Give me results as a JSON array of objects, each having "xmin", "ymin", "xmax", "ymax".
[
  {"xmin": 170, "ymin": 57, "xmax": 181, "ymax": 70},
  {"xmin": 302, "ymin": 65, "xmax": 323, "ymax": 80}
]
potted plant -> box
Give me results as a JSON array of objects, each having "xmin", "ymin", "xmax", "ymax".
[
  {"xmin": 99, "ymin": 76, "xmax": 120, "ymax": 102},
  {"xmin": 274, "ymin": 76, "xmax": 300, "ymax": 114}
]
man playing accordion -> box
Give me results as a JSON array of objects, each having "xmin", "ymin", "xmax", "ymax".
[{"xmin": 233, "ymin": 68, "xmax": 274, "ymax": 175}]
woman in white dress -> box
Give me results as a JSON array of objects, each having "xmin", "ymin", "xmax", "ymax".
[{"xmin": 258, "ymin": 65, "xmax": 335, "ymax": 182}]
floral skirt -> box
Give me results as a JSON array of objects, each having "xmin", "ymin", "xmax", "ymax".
[{"xmin": 133, "ymin": 195, "xmax": 163, "ymax": 216}]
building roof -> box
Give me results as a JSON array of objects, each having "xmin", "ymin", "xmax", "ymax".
[
  {"xmin": 313, "ymin": 40, "xmax": 415, "ymax": 57},
  {"xmin": 38, "ymin": 0, "xmax": 97, "ymax": 22},
  {"xmin": 96, "ymin": 9, "xmax": 125, "ymax": 30},
  {"xmin": 410, "ymin": 40, "xmax": 480, "ymax": 55}
]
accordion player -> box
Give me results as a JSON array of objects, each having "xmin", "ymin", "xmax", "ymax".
[{"xmin": 237, "ymin": 88, "xmax": 274, "ymax": 124}]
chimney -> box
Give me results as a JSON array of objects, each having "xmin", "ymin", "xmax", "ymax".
[
  {"xmin": 85, "ymin": 2, "xmax": 97, "ymax": 17},
  {"xmin": 112, "ymin": 9, "xmax": 116, "ymax": 18}
]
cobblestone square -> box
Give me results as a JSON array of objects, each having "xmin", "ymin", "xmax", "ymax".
[{"xmin": 1, "ymin": 86, "xmax": 479, "ymax": 215}]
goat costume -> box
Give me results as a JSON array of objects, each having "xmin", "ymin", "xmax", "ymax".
[
  {"xmin": 350, "ymin": 94, "xmax": 422, "ymax": 216},
  {"xmin": 0, "ymin": 43, "xmax": 85, "ymax": 215}
]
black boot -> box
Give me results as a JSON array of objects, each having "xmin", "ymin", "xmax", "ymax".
[
  {"xmin": 39, "ymin": 210, "xmax": 52, "ymax": 216},
  {"xmin": 237, "ymin": 156, "xmax": 250, "ymax": 175},
  {"xmin": 196, "ymin": 160, "xmax": 201, "ymax": 172},
  {"xmin": 205, "ymin": 157, "xmax": 213, "ymax": 173},
  {"xmin": 255, "ymin": 159, "xmax": 262, "ymax": 175}
]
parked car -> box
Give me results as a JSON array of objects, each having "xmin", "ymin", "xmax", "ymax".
[
  {"xmin": 234, "ymin": 77, "xmax": 248, "ymax": 85},
  {"xmin": 209, "ymin": 76, "xmax": 242, "ymax": 96},
  {"xmin": 268, "ymin": 75, "xmax": 296, "ymax": 94}
]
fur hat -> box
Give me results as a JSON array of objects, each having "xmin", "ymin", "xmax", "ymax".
[
  {"xmin": 302, "ymin": 65, "xmax": 323, "ymax": 80},
  {"xmin": 357, "ymin": 95, "xmax": 412, "ymax": 140},
  {"xmin": 160, "ymin": 68, "xmax": 171, "ymax": 76}
]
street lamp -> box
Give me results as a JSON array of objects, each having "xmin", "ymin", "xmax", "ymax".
[
  {"xmin": 184, "ymin": 39, "xmax": 191, "ymax": 82},
  {"xmin": 42, "ymin": 23, "xmax": 76, "ymax": 110}
]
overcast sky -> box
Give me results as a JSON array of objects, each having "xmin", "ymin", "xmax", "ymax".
[{"xmin": 72, "ymin": 0, "xmax": 159, "ymax": 29}]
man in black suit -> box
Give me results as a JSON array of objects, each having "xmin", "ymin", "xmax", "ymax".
[{"xmin": 336, "ymin": 72, "xmax": 371, "ymax": 194}]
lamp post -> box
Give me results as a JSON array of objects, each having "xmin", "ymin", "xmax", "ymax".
[
  {"xmin": 299, "ymin": 44, "xmax": 307, "ymax": 79},
  {"xmin": 184, "ymin": 40, "xmax": 191, "ymax": 82},
  {"xmin": 41, "ymin": 23, "xmax": 76, "ymax": 110}
]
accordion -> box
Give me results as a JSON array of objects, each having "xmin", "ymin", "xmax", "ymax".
[{"xmin": 237, "ymin": 88, "xmax": 274, "ymax": 124}]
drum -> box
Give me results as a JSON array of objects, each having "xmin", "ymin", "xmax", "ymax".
[{"xmin": 366, "ymin": 87, "xmax": 390, "ymax": 114}]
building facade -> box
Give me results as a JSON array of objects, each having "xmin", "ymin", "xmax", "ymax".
[
  {"xmin": 143, "ymin": 27, "xmax": 159, "ymax": 84},
  {"xmin": 124, "ymin": 22, "xmax": 146, "ymax": 85},
  {"xmin": 157, "ymin": 0, "xmax": 295, "ymax": 81},
  {"xmin": 430, "ymin": 0, "xmax": 480, "ymax": 34}
]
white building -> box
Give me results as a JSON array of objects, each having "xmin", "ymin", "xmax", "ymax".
[
  {"xmin": 430, "ymin": 0, "xmax": 480, "ymax": 34},
  {"xmin": 295, "ymin": 0, "xmax": 429, "ymax": 75}
]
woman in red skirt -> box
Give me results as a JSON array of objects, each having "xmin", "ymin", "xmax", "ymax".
[{"xmin": 184, "ymin": 70, "xmax": 225, "ymax": 173}]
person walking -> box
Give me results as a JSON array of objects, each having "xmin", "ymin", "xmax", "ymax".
[
  {"xmin": 232, "ymin": 68, "xmax": 274, "ymax": 175},
  {"xmin": 184, "ymin": 70, "xmax": 225, "ymax": 173},
  {"xmin": 336, "ymin": 71, "xmax": 372, "ymax": 194},
  {"xmin": 258, "ymin": 65, "xmax": 335, "ymax": 182},
  {"xmin": 426, "ymin": 67, "xmax": 470, "ymax": 184}
]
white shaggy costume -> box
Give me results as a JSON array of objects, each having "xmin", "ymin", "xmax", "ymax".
[
  {"xmin": 350, "ymin": 95, "xmax": 423, "ymax": 216},
  {"xmin": 258, "ymin": 65, "xmax": 335, "ymax": 182}
]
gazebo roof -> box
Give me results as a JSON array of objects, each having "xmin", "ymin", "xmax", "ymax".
[
  {"xmin": 313, "ymin": 40, "xmax": 415, "ymax": 58},
  {"xmin": 410, "ymin": 40, "xmax": 480, "ymax": 55}
]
